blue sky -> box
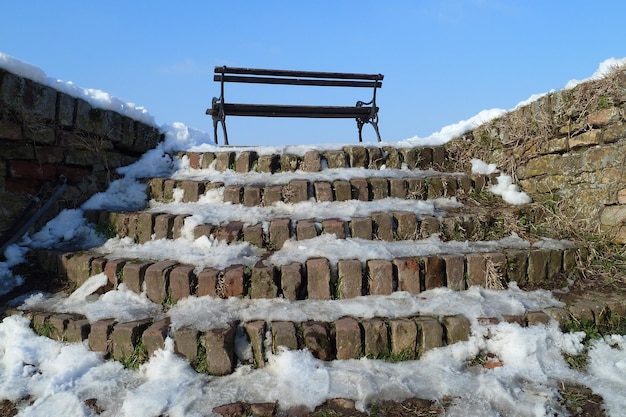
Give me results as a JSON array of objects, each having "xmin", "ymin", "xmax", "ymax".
[{"xmin": 2, "ymin": 1, "xmax": 625, "ymax": 146}]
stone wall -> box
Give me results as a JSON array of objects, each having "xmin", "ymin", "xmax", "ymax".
[
  {"xmin": 0, "ymin": 68, "xmax": 164, "ymax": 235},
  {"xmin": 446, "ymin": 67, "xmax": 626, "ymax": 242}
]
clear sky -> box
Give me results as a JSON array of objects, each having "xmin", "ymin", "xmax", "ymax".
[{"xmin": 2, "ymin": 1, "xmax": 625, "ymax": 146}]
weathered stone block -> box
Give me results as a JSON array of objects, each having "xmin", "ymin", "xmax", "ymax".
[
  {"xmin": 122, "ymin": 261, "xmax": 153, "ymax": 294},
  {"xmin": 296, "ymin": 219, "xmax": 318, "ymax": 241},
  {"xmin": 406, "ymin": 178, "xmax": 426, "ymax": 200},
  {"xmin": 333, "ymin": 180, "xmax": 352, "ymax": 201},
  {"xmin": 439, "ymin": 254, "xmax": 463, "ymax": 291},
  {"xmin": 441, "ymin": 315, "xmax": 470, "ymax": 344},
  {"xmin": 394, "ymin": 258, "xmax": 422, "ymax": 294},
  {"xmin": 322, "ymin": 218, "xmax": 346, "ymax": 238},
  {"xmin": 334, "ymin": 317, "xmax": 362, "ymax": 359},
  {"xmin": 181, "ymin": 181, "xmax": 205, "ymax": 203},
  {"xmin": 367, "ymin": 147, "xmax": 384, "ymax": 169},
  {"xmin": 389, "ymin": 318, "xmax": 417, "ymax": 359},
  {"xmin": 153, "ymin": 213, "xmax": 175, "ymax": 240},
  {"xmin": 250, "ymin": 262, "xmax": 278, "ymax": 299},
  {"xmin": 271, "ymin": 321, "xmax": 299, "ymax": 353},
  {"xmin": 372, "ymin": 212, "xmax": 394, "ymax": 241},
  {"xmin": 103, "ymin": 258, "xmax": 127, "ymax": 290},
  {"xmin": 269, "ymin": 218, "xmax": 291, "ymax": 249},
  {"xmin": 337, "ymin": 259, "xmax": 363, "ymax": 299},
  {"xmin": 323, "ymin": 150, "xmax": 347, "ymax": 169},
  {"xmin": 88, "ymin": 319, "xmax": 117, "ymax": 354},
  {"xmin": 222, "ymin": 185, "xmax": 243, "ymax": 204},
  {"xmin": 204, "ymin": 325, "xmax": 236, "ymax": 375},
  {"xmin": 362, "ymin": 318, "xmax": 389, "ymax": 358},
  {"xmin": 215, "ymin": 221, "xmax": 244, "ymax": 243},
  {"xmin": 257, "ymin": 154, "xmax": 278, "ymax": 173},
  {"xmin": 174, "ymin": 327, "xmax": 200, "ymax": 361},
  {"xmin": 223, "ymin": 265, "xmax": 246, "ymax": 298},
  {"xmin": 527, "ymin": 250, "xmax": 549, "ymax": 285},
  {"xmin": 369, "ymin": 178, "xmax": 389, "ymax": 200},
  {"xmin": 344, "ymin": 146, "xmax": 368, "ymax": 168},
  {"xmin": 381, "ymin": 146, "xmax": 402, "ymax": 168},
  {"xmin": 399, "ymin": 148, "xmax": 420, "ymax": 169},
  {"xmin": 200, "ymin": 152, "xmax": 216, "ymax": 169},
  {"xmin": 302, "ymin": 150, "xmax": 321, "ymax": 172},
  {"xmin": 244, "ymin": 320, "xmax": 266, "ymax": 367},
  {"xmin": 505, "ymin": 250, "xmax": 529, "ymax": 287},
  {"xmin": 196, "ymin": 267, "xmax": 219, "ymax": 297},
  {"xmin": 214, "ymin": 151, "xmax": 235, "ymax": 171},
  {"xmin": 350, "ymin": 217, "xmax": 373, "ymax": 240},
  {"xmin": 314, "ymin": 181, "xmax": 333, "ymax": 202},
  {"xmin": 389, "ymin": 178, "xmax": 407, "ymax": 199},
  {"xmin": 243, "ymin": 223, "xmax": 264, "ymax": 248},
  {"xmin": 235, "ymin": 151, "xmax": 257, "ymax": 173},
  {"xmin": 145, "ymin": 260, "xmax": 177, "ymax": 304},
  {"xmin": 526, "ymin": 311, "xmax": 550, "ymax": 326},
  {"xmin": 306, "ymin": 258, "xmax": 331, "ymax": 300},
  {"xmin": 367, "ymin": 259, "xmax": 393, "ymax": 295},
  {"xmin": 262, "ymin": 185, "xmax": 283, "ymax": 206},
  {"xmin": 279, "ymin": 154, "xmax": 299, "ymax": 172},
  {"xmin": 243, "ymin": 185, "xmax": 262, "ymax": 207},
  {"xmin": 142, "ymin": 317, "xmax": 171, "ymax": 356},
  {"xmin": 302, "ymin": 321, "xmax": 332, "ymax": 361},
  {"xmin": 48, "ymin": 314, "xmax": 71, "ymax": 341},
  {"xmin": 280, "ymin": 262, "xmax": 303, "ymax": 301},
  {"xmin": 394, "ymin": 211, "xmax": 418, "ymax": 240},
  {"xmin": 65, "ymin": 316, "xmax": 91, "ymax": 343},
  {"xmin": 65, "ymin": 253, "xmax": 97, "ymax": 288},
  {"xmin": 426, "ymin": 177, "xmax": 444, "ymax": 199},
  {"xmin": 110, "ymin": 319, "xmax": 152, "ymax": 360},
  {"xmin": 169, "ymin": 264, "xmax": 195, "ymax": 302},
  {"xmin": 135, "ymin": 212, "xmax": 154, "ymax": 243},
  {"xmin": 350, "ymin": 178, "xmax": 369, "ymax": 201},
  {"xmin": 422, "ymin": 256, "xmax": 445, "ymax": 290},
  {"xmin": 414, "ymin": 317, "xmax": 443, "ymax": 357},
  {"xmin": 285, "ymin": 179, "xmax": 309, "ymax": 203}
]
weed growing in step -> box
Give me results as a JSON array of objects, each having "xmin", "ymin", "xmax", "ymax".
[
  {"xmin": 365, "ymin": 347, "xmax": 415, "ymax": 363},
  {"xmin": 119, "ymin": 340, "xmax": 149, "ymax": 370},
  {"xmin": 95, "ymin": 222, "xmax": 117, "ymax": 239},
  {"xmin": 192, "ymin": 340, "xmax": 208, "ymax": 374},
  {"xmin": 562, "ymin": 310, "xmax": 626, "ymax": 371},
  {"xmin": 33, "ymin": 320, "xmax": 54, "ymax": 338}
]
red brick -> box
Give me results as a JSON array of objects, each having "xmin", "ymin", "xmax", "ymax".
[
  {"xmin": 244, "ymin": 321, "xmax": 266, "ymax": 367},
  {"xmin": 302, "ymin": 321, "xmax": 332, "ymax": 361},
  {"xmin": 262, "ymin": 185, "xmax": 283, "ymax": 206},
  {"xmin": 121, "ymin": 261, "xmax": 153, "ymax": 294},
  {"xmin": 204, "ymin": 325, "xmax": 236, "ymax": 375},
  {"xmin": 306, "ymin": 258, "xmax": 331, "ymax": 300},
  {"xmin": 169, "ymin": 264, "xmax": 196, "ymax": 302},
  {"xmin": 296, "ymin": 219, "xmax": 318, "ymax": 241},
  {"xmin": 181, "ymin": 180, "xmax": 205, "ymax": 203},
  {"xmin": 389, "ymin": 178, "xmax": 407, "ymax": 199},
  {"xmin": 350, "ymin": 178, "xmax": 369, "ymax": 201},
  {"xmin": 394, "ymin": 211, "xmax": 418, "ymax": 240},
  {"xmin": 333, "ymin": 180, "xmax": 352, "ymax": 201},
  {"xmin": 337, "ymin": 259, "xmax": 363, "ymax": 299},
  {"xmin": 111, "ymin": 319, "xmax": 152, "ymax": 360},
  {"xmin": 313, "ymin": 181, "xmax": 333, "ymax": 202},
  {"xmin": 334, "ymin": 317, "xmax": 362, "ymax": 359},
  {"xmin": 286, "ymin": 179, "xmax": 309, "ymax": 203},
  {"xmin": 196, "ymin": 267, "xmax": 219, "ymax": 297},
  {"xmin": 145, "ymin": 260, "xmax": 177, "ymax": 303},
  {"xmin": 235, "ymin": 151, "xmax": 257, "ymax": 173},
  {"xmin": 243, "ymin": 223, "xmax": 264, "ymax": 248},
  {"xmin": 389, "ymin": 318, "xmax": 417, "ymax": 359},
  {"xmin": 222, "ymin": 185, "xmax": 242, "ymax": 204},
  {"xmin": 215, "ymin": 221, "xmax": 244, "ymax": 243},
  {"xmin": 280, "ymin": 262, "xmax": 303, "ymax": 300},
  {"xmin": 9, "ymin": 160, "xmax": 56, "ymax": 180},
  {"xmin": 250, "ymin": 262, "xmax": 278, "ymax": 299},
  {"xmin": 414, "ymin": 317, "xmax": 443, "ymax": 357},
  {"xmin": 441, "ymin": 315, "xmax": 470, "ymax": 344},
  {"xmin": 372, "ymin": 212, "xmax": 394, "ymax": 241},
  {"xmin": 88, "ymin": 319, "xmax": 117, "ymax": 354},
  {"xmin": 142, "ymin": 318, "xmax": 172, "ymax": 356},
  {"xmin": 350, "ymin": 217, "xmax": 373, "ymax": 240},
  {"xmin": 243, "ymin": 185, "xmax": 262, "ymax": 207},
  {"xmin": 302, "ymin": 150, "xmax": 321, "ymax": 172},
  {"xmin": 269, "ymin": 218, "xmax": 291, "ymax": 249},
  {"xmin": 174, "ymin": 327, "xmax": 200, "ymax": 361},
  {"xmin": 223, "ymin": 265, "xmax": 245, "ymax": 297},
  {"xmin": 271, "ymin": 321, "xmax": 299, "ymax": 353},
  {"xmin": 368, "ymin": 178, "xmax": 389, "ymax": 200},
  {"xmin": 423, "ymin": 256, "xmax": 445, "ymax": 290},
  {"xmin": 103, "ymin": 258, "xmax": 128, "ymax": 290},
  {"xmin": 441, "ymin": 254, "xmax": 466, "ymax": 291},
  {"xmin": 367, "ymin": 259, "xmax": 393, "ymax": 295},
  {"xmin": 153, "ymin": 213, "xmax": 175, "ymax": 240},
  {"xmin": 362, "ymin": 318, "xmax": 389, "ymax": 358},
  {"xmin": 394, "ymin": 258, "xmax": 422, "ymax": 294},
  {"xmin": 322, "ymin": 219, "xmax": 346, "ymax": 238}
]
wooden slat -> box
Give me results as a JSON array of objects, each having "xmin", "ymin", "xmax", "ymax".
[
  {"xmin": 214, "ymin": 75, "xmax": 381, "ymax": 88},
  {"xmin": 214, "ymin": 66, "xmax": 383, "ymax": 81},
  {"xmin": 217, "ymin": 103, "xmax": 375, "ymax": 118}
]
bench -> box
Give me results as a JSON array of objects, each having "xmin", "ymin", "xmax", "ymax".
[{"xmin": 206, "ymin": 66, "xmax": 383, "ymax": 145}]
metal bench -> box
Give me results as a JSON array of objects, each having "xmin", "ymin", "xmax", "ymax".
[{"xmin": 206, "ymin": 66, "xmax": 383, "ymax": 145}]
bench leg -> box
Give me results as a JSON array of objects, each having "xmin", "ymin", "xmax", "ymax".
[{"xmin": 370, "ymin": 120, "xmax": 382, "ymax": 142}]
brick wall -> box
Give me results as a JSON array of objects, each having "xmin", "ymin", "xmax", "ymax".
[{"xmin": 0, "ymin": 68, "xmax": 164, "ymax": 233}]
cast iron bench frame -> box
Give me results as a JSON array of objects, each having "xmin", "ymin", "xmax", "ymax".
[{"xmin": 206, "ymin": 66, "xmax": 383, "ymax": 145}]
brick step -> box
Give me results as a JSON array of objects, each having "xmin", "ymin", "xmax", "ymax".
[
  {"xmin": 85, "ymin": 205, "xmax": 524, "ymax": 248},
  {"xmin": 11, "ymin": 293, "xmax": 621, "ymax": 376},
  {"xmin": 147, "ymin": 172, "xmax": 499, "ymax": 205},
  {"xmin": 173, "ymin": 145, "xmax": 451, "ymax": 174},
  {"xmin": 33, "ymin": 246, "xmax": 585, "ymax": 305}
]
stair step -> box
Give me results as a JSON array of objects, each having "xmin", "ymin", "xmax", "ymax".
[
  {"xmin": 11, "ymin": 290, "xmax": 616, "ymax": 376},
  {"xmin": 85, "ymin": 205, "xmax": 524, "ymax": 248},
  {"xmin": 32, "ymin": 244, "xmax": 585, "ymax": 305},
  {"xmin": 173, "ymin": 145, "xmax": 452, "ymax": 174},
  {"xmin": 147, "ymin": 172, "xmax": 499, "ymax": 205}
]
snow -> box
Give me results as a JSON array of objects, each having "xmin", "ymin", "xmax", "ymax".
[{"xmin": 1, "ymin": 52, "xmax": 626, "ymax": 416}]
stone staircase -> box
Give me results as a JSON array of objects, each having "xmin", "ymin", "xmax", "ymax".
[{"xmin": 5, "ymin": 143, "xmax": 624, "ymax": 413}]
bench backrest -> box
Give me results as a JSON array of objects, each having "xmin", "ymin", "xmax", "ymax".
[{"xmin": 214, "ymin": 66, "xmax": 383, "ymax": 89}]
